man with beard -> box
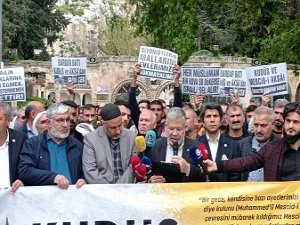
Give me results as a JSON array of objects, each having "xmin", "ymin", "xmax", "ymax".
[
  {"xmin": 18, "ymin": 103, "xmax": 85, "ymax": 189},
  {"xmin": 272, "ymin": 99, "xmax": 289, "ymax": 138},
  {"xmin": 61, "ymin": 100, "xmax": 83, "ymax": 142},
  {"xmin": 204, "ymin": 102, "xmax": 300, "ymax": 181},
  {"xmin": 82, "ymin": 103, "xmax": 136, "ymax": 184},
  {"xmin": 13, "ymin": 106, "xmax": 26, "ymax": 130}
]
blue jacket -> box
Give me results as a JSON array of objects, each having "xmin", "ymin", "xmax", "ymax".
[{"xmin": 18, "ymin": 131, "xmax": 84, "ymax": 186}]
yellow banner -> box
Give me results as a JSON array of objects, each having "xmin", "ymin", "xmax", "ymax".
[{"xmin": 158, "ymin": 182, "xmax": 300, "ymax": 224}]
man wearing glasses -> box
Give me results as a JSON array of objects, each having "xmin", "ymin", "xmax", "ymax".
[
  {"xmin": 19, "ymin": 103, "xmax": 86, "ymax": 189},
  {"xmin": 149, "ymin": 107, "xmax": 203, "ymax": 183}
]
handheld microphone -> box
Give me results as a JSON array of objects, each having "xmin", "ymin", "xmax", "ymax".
[
  {"xmin": 188, "ymin": 145, "xmax": 210, "ymax": 182},
  {"xmin": 130, "ymin": 155, "xmax": 141, "ymax": 169},
  {"xmin": 172, "ymin": 141, "xmax": 179, "ymax": 156},
  {"xmin": 130, "ymin": 155, "xmax": 146, "ymax": 182},
  {"xmin": 133, "ymin": 164, "xmax": 147, "ymax": 182},
  {"xmin": 135, "ymin": 136, "xmax": 146, "ymax": 152},
  {"xmin": 189, "ymin": 146, "xmax": 203, "ymax": 165},
  {"xmin": 198, "ymin": 144, "xmax": 209, "ymax": 160},
  {"xmin": 145, "ymin": 130, "xmax": 156, "ymax": 147},
  {"xmin": 141, "ymin": 156, "xmax": 152, "ymax": 174}
]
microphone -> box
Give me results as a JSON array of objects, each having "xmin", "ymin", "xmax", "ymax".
[
  {"xmin": 189, "ymin": 146, "xmax": 203, "ymax": 165},
  {"xmin": 133, "ymin": 164, "xmax": 147, "ymax": 182},
  {"xmin": 141, "ymin": 156, "xmax": 152, "ymax": 174},
  {"xmin": 135, "ymin": 136, "xmax": 146, "ymax": 153},
  {"xmin": 188, "ymin": 145, "xmax": 210, "ymax": 182},
  {"xmin": 172, "ymin": 141, "xmax": 179, "ymax": 156},
  {"xmin": 130, "ymin": 155, "xmax": 141, "ymax": 168},
  {"xmin": 198, "ymin": 144, "xmax": 209, "ymax": 160},
  {"xmin": 145, "ymin": 130, "xmax": 156, "ymax": 147},
  {"xmin": 130, "ymin": 155, "xmax": 146, "ymax": 182}
]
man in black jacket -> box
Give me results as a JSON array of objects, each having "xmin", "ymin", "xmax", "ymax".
[
  {"xmin": 149, "ymin": 107, "xmax": 204, "ymax": 183},
  {"xmin": 0, "ymin": 101, "xmax": 26, "ymax": 192}
]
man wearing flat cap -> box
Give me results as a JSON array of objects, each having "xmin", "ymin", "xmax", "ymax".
[{"xmin": 82, "ymin": 103, "xmax": 137, "ymax": 183}]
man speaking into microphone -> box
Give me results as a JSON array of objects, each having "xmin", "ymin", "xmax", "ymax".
[{"xmin": 149, "ymin": 107, "xmax": 205, "ymax": 183}]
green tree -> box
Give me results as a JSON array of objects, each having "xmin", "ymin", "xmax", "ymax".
[
  {"xmin": 103, "ymin": 16, "xmax": 149, "ymax": 56},
  {"xmin": 258, "ymin": 1, "xmax": 300, "ymax": 63},
  {"xmin": 3, "ymin": 0, "xmax": 69, "ymax": 60},
  {"xmin": 130, "ymin": 0, "xmax": 200, "ymax": 64},
  {"xmin": 17, "ymin": 96, "xmax": 49, "ymax": 108}
]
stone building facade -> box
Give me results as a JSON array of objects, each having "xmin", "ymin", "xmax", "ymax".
[{"xmin": 4, "ymin": 56, "xmax": 300, "ymax": 108}]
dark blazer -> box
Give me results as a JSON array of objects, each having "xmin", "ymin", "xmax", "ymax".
[
  {"xmin": 17, "ymin": 122, "xmax": 32, "ymax": 138},
  {"xmin": 198, "ymin": 133, "xmax": 241, "ymax": 181},
  {"xmin": 150, "ymin": 137, "xmax": 205, "ymax": 182},
  {"xmin": 8, "ymin": 128, "xmax": 27, "ymax": 185},
  {"xmin": 219, "ymin": 139, "xmax": 291, "ymax": 181}
]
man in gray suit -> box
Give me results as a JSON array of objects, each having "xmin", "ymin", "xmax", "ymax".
[{"xmin": 82, "ymin": 103, "xmax": 136, "ymax": 184}]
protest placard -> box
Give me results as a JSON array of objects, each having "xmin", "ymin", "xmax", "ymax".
[
  {"xmin": 138, "ymin": 46, "xmax": 178, "ymax": 80},
  {"xmin": 52, "ymin": 57, "xmax": 87, "ymax": 85},
  {"xmin": 181, "ymin": 66, "xmax": 220, "ymax": 95},
  {"xmin": 219, "ymin": 69, "xmax": 247, "ymax": 97},
  {"xmin": 0, "ymin": 67, "xmax": 26, "ymax": 102},
  {"xmin": 246, "ymin": 63, "xmax": 288, "ymax": 96}
]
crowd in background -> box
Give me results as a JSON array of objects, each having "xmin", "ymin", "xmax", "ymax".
[{"xmin": 1, "ymin": 64, "xmax": 299, "ymax": 193}]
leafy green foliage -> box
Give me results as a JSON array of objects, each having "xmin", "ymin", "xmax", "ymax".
[
  {"xmin": 17, "ymin": 96, "xmax": 49, "ymax": 108},
  {"xmin": 3, "ymin": 0, "xmax": 69, "ymax": 60},
  {"xmin": 130, "ymin": 0, "xmax": 300, "ymax": 64},
  {"xmin": 103, "ymin": 16, "xmax": 149, "ymax": 56},
  {"xmin": 130, "ymin": 0, "xmax": 200, "ymax": 64}
]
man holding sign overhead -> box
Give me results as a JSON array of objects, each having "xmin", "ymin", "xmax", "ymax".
[{"xmin": 138, "ymin": 46, "xmax": 178, "ymax": 80}]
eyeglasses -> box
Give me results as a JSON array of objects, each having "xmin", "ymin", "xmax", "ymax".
[
  {"xmin": 18, "ymin": 116, "xmax": 26, "ymax": 120},
  {"xmin": 51, "ymin": 117, "xmax": 71, "ymax": 124}
]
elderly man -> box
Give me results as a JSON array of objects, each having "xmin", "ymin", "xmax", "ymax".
[
  {"xmin": 0, "ymin": 101, "xmax": 26, "ymax": 192},
  {"xmin": 239, "ymin": 106, "xmax": 278, "ymax": 181},
  {"xmin": 82, "ymin": 103, "xmax": 136, "ymax": 184},
  {"xmin": 149, "ymin": 107, "xmax": 203, "ymax": 183},
  {"xmin": 18, "ymin": 103, "xmax": 85, "ymax": 189},
  {"xmin": 13, "ymin": 106, "xmax": 26, "ymax": 130},
  {"xmin": 184, "ymin": 107, "xmax": 200, "ymax": 140},
  {"xmin": 205, "ymin": 102, "xmax": 300, "ymax": 181},
  {"xmin": 18, "ymin": 101, "xmax": 45, "ymax": 138},
  {"xmin": 138, "ymin": 110, "xmax": 157, "ymax": 135}
]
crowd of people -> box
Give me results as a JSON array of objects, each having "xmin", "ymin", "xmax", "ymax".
[{"xmin": 0, "ymin": 63, "xmax": 299, "ymax": 193}]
